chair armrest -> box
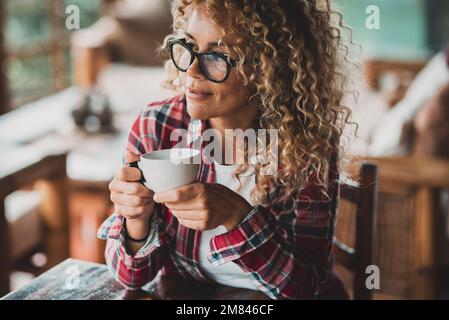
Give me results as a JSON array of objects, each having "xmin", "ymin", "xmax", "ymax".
[
  {"xmin": 374, "ymin": 156, "xmax": 449, "ymax": 187},
  {"xmin": 347, "ymin": 155, "xmax": 449, "ymax": 188}
]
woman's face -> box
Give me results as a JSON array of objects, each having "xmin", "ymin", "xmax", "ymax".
[{"xmin": 182, "ymin": 4, "xmax": 253, "ymax": 121}]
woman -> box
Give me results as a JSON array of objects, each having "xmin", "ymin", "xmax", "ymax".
[{"xmin": 98, "ymin": 0, "xmax": 354, "ymax": 299}]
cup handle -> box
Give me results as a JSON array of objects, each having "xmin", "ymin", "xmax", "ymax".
[{"xmin": 127, "ymin": 161, "xmax": 146, "ymax": 184}]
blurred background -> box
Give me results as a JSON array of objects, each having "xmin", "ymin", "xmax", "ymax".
[{"xmin": 0, "ymin": 0, "xmax": 448, "ymax": 300}]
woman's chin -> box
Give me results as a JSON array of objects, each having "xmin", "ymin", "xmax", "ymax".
[{"xmin": 186, "ymin": 101, "xmax": 211, "ymax": 120}]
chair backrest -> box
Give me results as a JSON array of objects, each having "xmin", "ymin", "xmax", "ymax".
[{"xmin": 333, "ymin": 162, "xmax": 378, "ymax": 300}]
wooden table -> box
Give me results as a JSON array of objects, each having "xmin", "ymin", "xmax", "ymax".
[{"xmin": 1, "ymin": 258, "xmax": 270, "ymax": 300}]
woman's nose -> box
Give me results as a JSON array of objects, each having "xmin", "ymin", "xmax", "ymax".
[{"xmin": 186, "ymin": 57, "xmax": 206, "ymax": 80}]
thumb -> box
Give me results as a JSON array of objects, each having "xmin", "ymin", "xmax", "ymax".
[{"xmin": 125, "ymin": 150, "xmax": 140, "ymax": 164}]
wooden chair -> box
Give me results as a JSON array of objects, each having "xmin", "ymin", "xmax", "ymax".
[
  {"xmin": 335, "ymin": 156, "xmax": 449, "ymax": 299},
  {"xmin": 0, "ymin": 151, "xmax": 69, "ymax": 296},
  {"xmin": 333, "ymin": 162, "xmax": 378, "ymax": 300}
]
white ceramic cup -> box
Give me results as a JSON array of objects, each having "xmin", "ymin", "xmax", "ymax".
[{"xmin": 129, "ymin": 148, "xmax": 201, "ymax": 193}]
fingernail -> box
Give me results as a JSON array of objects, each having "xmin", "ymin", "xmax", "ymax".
[{"xmin": 153, "ymin": 194, "xmax": 159, "ymax": 202}]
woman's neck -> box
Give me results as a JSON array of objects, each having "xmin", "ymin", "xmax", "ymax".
[
  {"xmin": 209, "ymin": 108, "xmax": 257, "ymax": 134},
  {"xmin": 208, "ymin": 103, "xmax": 258, "ymax": 165}
]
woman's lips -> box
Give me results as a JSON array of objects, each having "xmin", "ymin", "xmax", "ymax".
[{"xmin": 186, "ymin": 88, "xmax": 213, "ymax": 100}]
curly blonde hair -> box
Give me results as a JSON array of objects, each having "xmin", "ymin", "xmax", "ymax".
[{"xmin": 158, "ymin": 0, "xmax": 358, "ymax": 206}]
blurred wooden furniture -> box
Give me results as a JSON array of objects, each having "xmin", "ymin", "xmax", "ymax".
[
  {"xmin": 334, "ymin": 162, "xmax": 378, "ymax": 300},
  {"xmin": 342, "ymin": 57, "xmax": 449, "ymax": 299},
  {"xmin": 363, "ymin": 59, "xmax": 428, "ymax": 90},
  {"xmin": 0, "ymin": 86, "xmax": 117, "ymax": 276},
  {"xmin": 71, "ymin": 0, "xmax": 172, "ymax": 88},
  {"xmin": 374, "ymin": 156, "xmax": 449, "ymax": 299},
  {"xmin": 65, "ymin": 131, "xmax": 128, "ymax": 264},
  {"xmin": 0, "ymin": 151, "xmax": 69, "ymax": 296},
  {"xmin": 69, "ymin": 180, "xmax": 112, "ymax": 264},
  {"xmin": 71, "ymin": 25, "xmax": 111, "ymax": 88},
  {"xmin": 1, "ymin": 258, "xmax": 270, "ymax": 300},
  {"xmin": 336, "ymin": 156, "xmax": 449, "ymax": 299}
]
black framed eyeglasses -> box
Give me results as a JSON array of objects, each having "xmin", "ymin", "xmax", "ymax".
[{"xmin": 168, "ymin": 38, "xmax": 237, "ymax": 83}]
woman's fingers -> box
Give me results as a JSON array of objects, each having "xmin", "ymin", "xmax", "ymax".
[
  {"xmin": 154, "ymin": 183, "xmax": 203, "ymax": 203},
  {"xmin": 109, "ymin": 155, "xmax": 156, "ymax": 221},
  {"xmin": 115, "ymin": 166, "xmax": 142, "ymax": 182},
  {"xmin": 109, "ymin": 179, "xmax": 153, "ymax": 198},
  {"xmin": 110, "ymin": 191, "xmax": 152, "ymax": 207},
  {"xmin": 177, "ymin": 218, "xmax": 206, "ymax": 230},
  {"xmin": 163, "ymin": 197, "xmax": 206, "ymax": 211},
  {"xmin": 171, "ymin": 209, "xmax": 206, "ymax": 221},
  {"xmin": 116, "ymin": 204, "xmax": 152, "ymax": 220}
]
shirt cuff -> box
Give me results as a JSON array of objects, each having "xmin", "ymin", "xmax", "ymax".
[
  {"xmin": 97, "ymin": 210, "xmax": 164, "ymax": 262},
  {"xmin": 207, "ymin": 205, "xmax": 276, "ymax": 265}
]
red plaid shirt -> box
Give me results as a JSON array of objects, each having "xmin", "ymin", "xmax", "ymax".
[{"xmin": 97, "ymin": 95, "xmax": 346, "ymax": 299}]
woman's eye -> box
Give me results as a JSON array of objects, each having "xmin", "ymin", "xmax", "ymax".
[{"xmin": 208, "ymin": 54, "xmax": 222, "ymax": 62}]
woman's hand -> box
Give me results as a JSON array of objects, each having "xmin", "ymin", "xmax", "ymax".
[
  {"xmin": 153, "ymin": 182, "xmax": 252, "ymax": 231},
  {"xmin": 109, "ymin": 151, "xmax": 155, "ymax": 247}
]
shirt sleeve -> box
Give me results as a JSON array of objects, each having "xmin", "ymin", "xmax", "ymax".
[
  {"xmin": 207, "ymin": 156, "xmax": 339, "ymax": 300},
  {"xmin": 98, "ymin": 205, "xmax": 170, "ymax": 290}
]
